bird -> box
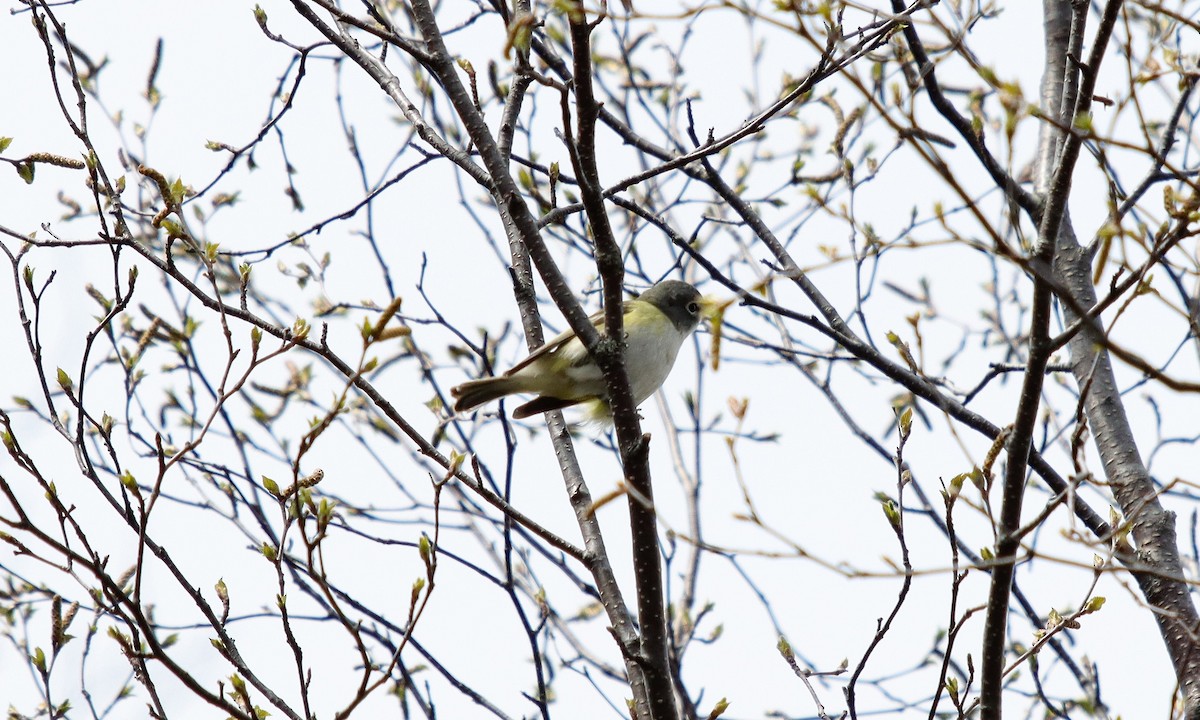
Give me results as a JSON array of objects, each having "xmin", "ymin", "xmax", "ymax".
[{"xmin": 451, "ymin": 280, "xmax": 706, "ymax": 420}]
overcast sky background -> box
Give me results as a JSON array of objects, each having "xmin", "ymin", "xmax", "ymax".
[{"xmin": 2, "ymin": 0, "xmax": 1198, "ymax": 717}]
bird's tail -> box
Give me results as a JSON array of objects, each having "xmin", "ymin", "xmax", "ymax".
[{"xmin": 451, "ymin": 375, "xmax": 532, "ymax": 413}]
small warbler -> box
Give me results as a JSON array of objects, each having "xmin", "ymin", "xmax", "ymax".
[{"xmin": 451, "ymin": 280, "xmax": 706, "ymax": 419}]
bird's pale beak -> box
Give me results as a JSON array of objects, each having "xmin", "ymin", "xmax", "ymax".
[{"xmin": 698, "ymin": 295, "xmax": 728, "ymax": 321}]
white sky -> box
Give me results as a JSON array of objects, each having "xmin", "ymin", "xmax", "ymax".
[{"xmin": 2, "ymin": 0, "xmax": 1198, "ymax": 718}]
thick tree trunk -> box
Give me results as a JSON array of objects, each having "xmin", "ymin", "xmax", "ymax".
[{"xmin": 1037, "ymin": 0, "xmax": 1200, "ymax": 715}]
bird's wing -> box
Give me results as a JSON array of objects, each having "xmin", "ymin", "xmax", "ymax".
[{"xmin": 504, "ymin": 301, "xmax": 633, "ymax": 376}]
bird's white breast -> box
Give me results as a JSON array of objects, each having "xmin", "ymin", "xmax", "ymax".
[{"xmin": 622, "ymin": 314, "xmax": 688, "ymax": 403}]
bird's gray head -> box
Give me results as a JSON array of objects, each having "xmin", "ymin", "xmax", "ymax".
[{"xmin": 639, "ymin": 280, "xmax": 704, "ymax": 333}]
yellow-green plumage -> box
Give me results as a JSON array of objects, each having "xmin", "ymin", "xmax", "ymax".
[{"xmin": 451, "ymin": 281, "xmax": 704, "ymax": 419}]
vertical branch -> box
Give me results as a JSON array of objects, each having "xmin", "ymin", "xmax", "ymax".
[
  {"xmin": 983, "ymin": 0, "xmax": 1200, "ymax": 715},
  {"xmin": 978, "ymin": 1, "xmax": 1091, "ymax": 713},
  {"xmin": 845, "ymin": 411, "xmax": 914, "ymax": 718},
  {"xmin": 976, "ymin": 254, "xmax": 1053, "ymax": 720},
  {"xmin": 285, "ymin": 0, "xmax": 659, "ymax": 711},
  {"xmin": 563, "ymin": 3, "xmax": 677, "ymax": 718},
  {"xmin": 1041, "ymin": 0, "xmax": 1200, "ymax": 713},
  {"xmin": 304, "ymin": 0, "xmax": 663, "ymax": 713}
]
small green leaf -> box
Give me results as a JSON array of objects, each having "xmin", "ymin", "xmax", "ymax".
[
  {"xmin": 776, "ymin": 636, "xmax": 792, "ymax": 658},
  {"xmin": 119, "ymin": 471, "xmax": 140, "ymax": 498},
  {"xmin": 881, "ymin": 498, "xmax": 901, "ymax": 529},
  {"xmin": 160, "ymin": 218, "xmax": 183, "ymax": 237},
  {"xmin": 0, "ymin": 137, "xmax": 12, "ymax": 153},
  {"xmin": 897, "ymin": 407, "xmax": 913, "ymax": 439}
]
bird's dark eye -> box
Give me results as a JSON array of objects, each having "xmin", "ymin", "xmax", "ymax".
[{"xmin": 688, "ymin": 302, "xmax": 700, "ymax": 314}]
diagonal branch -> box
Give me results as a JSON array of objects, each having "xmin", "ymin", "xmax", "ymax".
[{"xmin": 889, "ymin": 0, "xmax": 1041, "ymax": 219}]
